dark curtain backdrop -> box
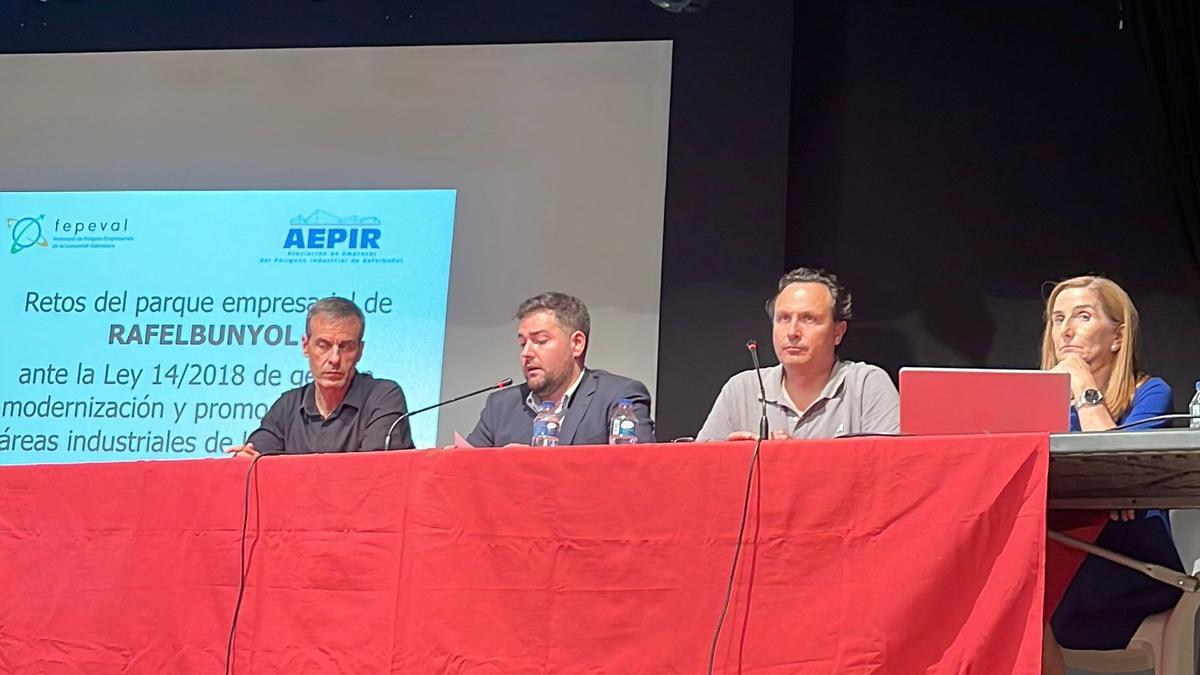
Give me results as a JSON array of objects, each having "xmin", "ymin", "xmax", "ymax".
[
  {"xmin": 782, "ymin": 1, "xmax": 1200, "ymax": 424},
  {"xmin": 1, "ymin": 0, "xmax": 1197, "ymax": 438},
  {"xmin": 1133, "ymin": 0, "xmax": 1200, "ymax": 281}
]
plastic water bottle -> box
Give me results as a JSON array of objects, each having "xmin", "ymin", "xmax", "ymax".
[
  {"xmin": 1190, "ymin": 381, "xmax": 1200, "ymax": 430},
  {"xmin": 532, "ymin": 401, "xmax": 561, "ymax": 447},
  {"xmin": 609, "ymin": 399, "xmax": 639, "ymax": 445}
]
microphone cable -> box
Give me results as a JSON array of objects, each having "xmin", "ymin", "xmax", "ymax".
[
  {"xmin": 707, "ymin": 341, "xmax": 769, "ymax": 675},
  {"xmin": 706, "ymin": 433, "xmax": 762, "ymax": 675},
  {"xmin": 1105, "ymin": 413, "xmax": 1200, "ymax": 432},
  {"xmin": 225, "ymin": 452, "xmax": 265, "ymax": 675}
]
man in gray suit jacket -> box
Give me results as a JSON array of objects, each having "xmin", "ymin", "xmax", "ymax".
[{"xmin": 467, "ymin": 292, "xmax": 655, "ymax": 447}]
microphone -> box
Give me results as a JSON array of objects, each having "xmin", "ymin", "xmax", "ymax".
[
  {"xmin": 384, "ymin": 377, "xmax": 513, "ymax": 449},
  {"xmin": 745, "ymin": 340, "xmax": 769, "ymax": 440},
  {"xmin": 1107, "ymin": 413, "xmax": 1200, "ymax": 432}
]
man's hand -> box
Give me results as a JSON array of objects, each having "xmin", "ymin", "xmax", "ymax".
[
  {"xmin": 223, "ymin": 442, "xmax": 260, "ymax": 459},
  {"xmin": 726, "ymin": 431, "xmax": 789, "ymax": 441},
  {"xmin": 1110, "ymin": 509, "xmax": 1136, "ymax": 522}
]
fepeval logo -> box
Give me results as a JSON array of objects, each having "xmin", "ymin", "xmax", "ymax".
[{"xmin": 7, "ymin": 215, "xmax": 49, "ymax": 254}]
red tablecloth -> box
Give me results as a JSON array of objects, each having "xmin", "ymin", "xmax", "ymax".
[{"xmin": 0, "ymin": 434, "xmax": 1048, "ymax": 673}]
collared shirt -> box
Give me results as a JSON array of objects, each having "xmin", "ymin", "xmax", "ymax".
[
  {"xmin": 696, "ymin": 360, "xmax": 899, "ymax": 441},
  {"xmin": 525, "ymin": 368, "xmax": 588, "ymax": 415},
  {"xmin": 467, "ymin": 368, "xmax": 656, "ymax": 447},
  {"xmin": 246, "ymin": 371, "xmax": 412, "ymax": 454}
]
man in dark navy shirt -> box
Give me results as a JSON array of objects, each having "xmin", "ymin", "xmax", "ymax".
[{"xmin": 224, "ymin": 297, "xmax": 412, "ymax": 457}]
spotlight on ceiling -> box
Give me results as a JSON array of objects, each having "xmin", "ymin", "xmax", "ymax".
[{"xmin": 647, "ymin": 0, "xmax": 709, "ymax": 14}]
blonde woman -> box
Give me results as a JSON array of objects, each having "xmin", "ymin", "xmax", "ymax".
[
  {"xmin": 1041, "ymin": 275, "xmax": 1170, "ymax": 433},
  {"xmin": 1039, "ymin": 275, "xmax": 1182, "ymax": 675}
]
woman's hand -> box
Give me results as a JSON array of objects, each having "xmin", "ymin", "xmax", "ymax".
[{"xmin": 1051, "ymin": 354, "xmax": 1097, "ymax": 401}]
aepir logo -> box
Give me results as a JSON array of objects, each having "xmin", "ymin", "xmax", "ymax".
[{"xmin": 283, "ymin": 209, "xmax": 382, "ymax": 250}]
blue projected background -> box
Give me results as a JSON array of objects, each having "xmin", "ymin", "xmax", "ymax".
[{"xmin": 1, "ymin": 189, "xmax": 456, "ymax": 463}]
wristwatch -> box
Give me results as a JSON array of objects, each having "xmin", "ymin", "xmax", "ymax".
[{"xmin": 1078, "ymin": 388, "xmax": 1105, "ymax": 408}]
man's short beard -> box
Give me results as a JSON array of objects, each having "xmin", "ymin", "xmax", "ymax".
[{"xmin": 530, "ymin": 370, "xmax": 564, "ymax": 399}]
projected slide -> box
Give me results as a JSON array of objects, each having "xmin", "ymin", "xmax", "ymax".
[{"xmin": 1, "ymin": 189, "xmax": 456, "ymax": 464}]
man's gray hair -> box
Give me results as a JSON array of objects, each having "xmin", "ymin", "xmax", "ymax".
[
  {"xmin": 306, "ymin": 296, "xmax": 366, "ymax": 337},
  {"xmin": 765, "ymin": 267, "xmax": 853, "ymax": 322},
  {"xmin": 516, "ymin": 292, "xmax": 591, "ymax": 338}
]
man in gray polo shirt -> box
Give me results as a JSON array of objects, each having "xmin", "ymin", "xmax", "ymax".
[
  {"xmin": 697, "ymin": 267, "xmax": 898, "ymax": 441},
  {"xmin": 224, "ymin": 296, "xmax": 412, "ymax": 457}
]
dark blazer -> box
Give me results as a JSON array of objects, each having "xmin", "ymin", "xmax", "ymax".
[{"xmin": 466, "ymin": 368, "xmax": 655, "ymax": 447}]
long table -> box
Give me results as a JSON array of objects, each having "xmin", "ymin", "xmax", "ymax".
[
  {"xmin": 0, "ymin": 435, "xmax": 1049, "ymax": 673},
  {"xmin": 1049, "ymin": 429, "xmax": 1200, "ymax": 509}
]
